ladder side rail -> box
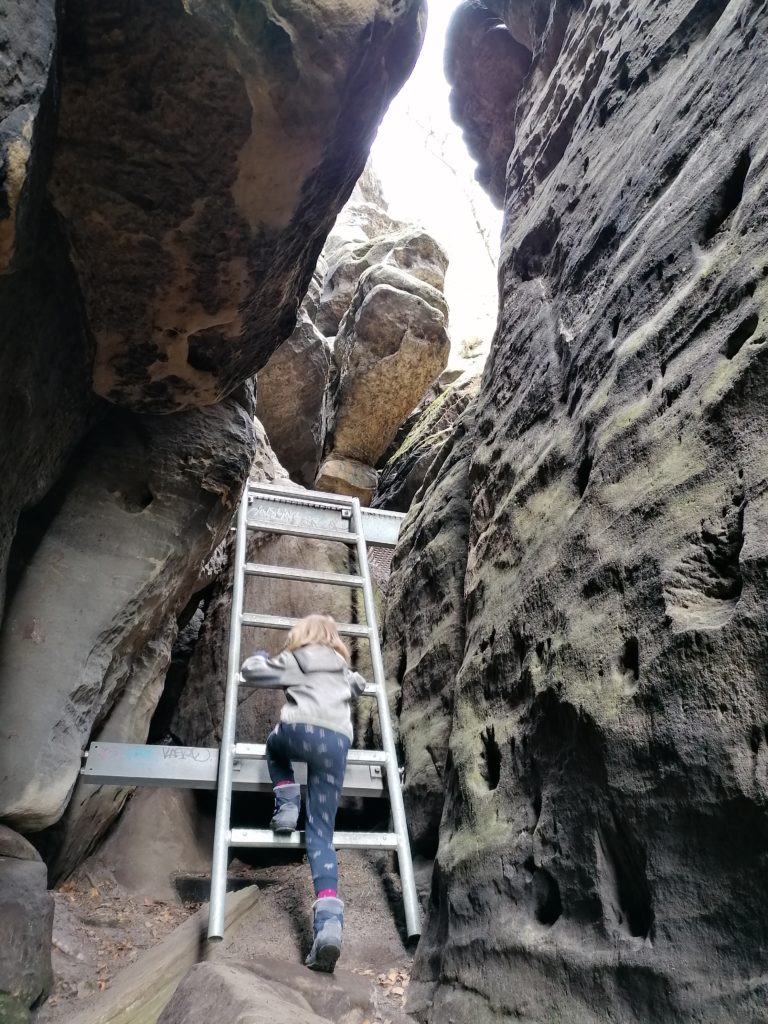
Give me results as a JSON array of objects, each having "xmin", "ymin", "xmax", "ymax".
[
  {"xmin": 351, "ymin": 498, "xmax": 421, "ymax": 939},
  {"xmin": 208, "ymin": 488, "xmax": 250, "ymax": 941}
]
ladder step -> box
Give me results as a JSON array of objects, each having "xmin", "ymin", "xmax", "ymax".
[
  {"xmin": 233, "ymin": 744, "xmax": 388, "ymax": 765},
  {"xmin": 243, "ymin": 563, "xmax": 365, "ymax": 588},
  {"xmin": 246, "ymin": 519, "xmax": 359, "ymax": 544},
  {"xmin": 228, "ymin": 829, "xmax": 398, "ymax": 850},
  {"xmin": 241, "ymin": 612, "xmax": 371, "ymax": 638}
]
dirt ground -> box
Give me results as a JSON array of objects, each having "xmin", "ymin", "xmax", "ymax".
[{"xmin": 37, "ymin": 846, "xmax": 422, "ymax": 1024}]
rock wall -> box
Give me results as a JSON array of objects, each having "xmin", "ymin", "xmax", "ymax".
[
  {"xmin": 389, "ymin": 3, "xmax": 768, "ymax": 1022},
  {"xmin": 0, "ymin": 0, "xmax": 427, "ymax": 903}
]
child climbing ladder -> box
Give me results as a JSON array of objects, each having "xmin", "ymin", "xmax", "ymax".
[{"xmin": 241, "ymin": 614, "xmax": 367, "ymax": 973}]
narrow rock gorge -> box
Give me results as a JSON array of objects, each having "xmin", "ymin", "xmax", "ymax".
[
  {"xmin": 2, "ymin": 0, "xmax": 767, "ymax": 1022},
  {"xmin": 0, "ymin": 1, "xmax": 428, "ymax": 1019}
]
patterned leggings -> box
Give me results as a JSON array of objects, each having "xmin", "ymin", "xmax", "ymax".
[{"xmin": 265, "ymin": 722, "xmax": 350, "ymax": 894}]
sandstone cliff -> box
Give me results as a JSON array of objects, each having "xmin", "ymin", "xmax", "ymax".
[
  {"xmin": 0, "ymin": 3, "xmax": 426, "ymax": 1017},
  {"xmin": 385, "ymin": 2, "xmax": 768, "ymax": 1021}
]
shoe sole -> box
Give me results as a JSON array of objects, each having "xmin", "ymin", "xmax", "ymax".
[
  {"xmin": 306, "ymin": 942, "xmax": 341, "ymax": 974},
  {"xmin": 270, "ymin": 824, "xmax": 296, "ymax": 835}
]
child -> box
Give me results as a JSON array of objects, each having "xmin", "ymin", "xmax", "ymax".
[{"xmin": 240, "ymin": 614, "xmax": 367, "ymax": 973}]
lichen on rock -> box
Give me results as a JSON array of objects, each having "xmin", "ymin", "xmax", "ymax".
[{"xmin": 395, "ymin": 2, "xmax": 768, "ymax": 1021}]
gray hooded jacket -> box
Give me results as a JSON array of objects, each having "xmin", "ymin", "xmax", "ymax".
[{"xmin": 240, "ymin": 644, "xmax": 366, "ymax": 741}]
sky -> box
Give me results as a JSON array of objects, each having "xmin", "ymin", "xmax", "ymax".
[{"xmin": 371, "ymin": 0, "xmax": 502, "ymax": 363}]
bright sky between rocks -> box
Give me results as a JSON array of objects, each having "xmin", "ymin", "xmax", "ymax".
[{"xmin": 371, "ymin": 0, "xmax": 502, "ymax": 362}]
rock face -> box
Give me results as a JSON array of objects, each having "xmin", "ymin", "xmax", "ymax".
[
  {"xmin": 50, "ymin": 0, "xmax": 427, "ymax": 413},
  {"xmin": 159, "ymin": 959, "xmax": 380, "ymax": 1024},
  {"xmin": 0, "ymin": 5, "xmax": 95, "ymax": 622},
  {"xmin": 0, "ymin": 393, "xmax": 257, "ymax": 836},
  {"xmin": 0, "ymin": 826, "xmax": 53, "ymax": 1022},
  {"xmin": 255, "ymin": 309, "xmax": 331, "ymax": 487},
  {"xmin": 383, "ymin": 417, "xmax": 473, "ymax": 857},
  {"xmin": 0, "ymin": 0, "xmax": 426, "ymax": 892},
  {"xmin": 392, "ymin": 3, "xmax": 768, "ymax": 1022},
  {"xmin": 317, "ymin": 262, "xmax": 451, "ymax": 503},
  {"xmin": 375, "ymin": 372, "xmax": 480, "ymax": 514}
]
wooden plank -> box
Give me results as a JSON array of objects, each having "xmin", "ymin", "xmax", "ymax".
[{"xmin": 66, "ymin": 886, "xmax": 259, "ymax": 1024}]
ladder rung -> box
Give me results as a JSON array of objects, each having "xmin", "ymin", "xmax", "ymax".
[
  {"xmin": 233, "ymin": 744, "xmax": 388, "ymax": 765},
  {"xmin": 228, "ymin": 829, "xmax": 398, "ymax": 850},
  {"xmin": 241, "ymin": 612, "xmax": 371, "ymax": 638},
  {"xmin": 246, "ymin": 520, "xmax": 359, "ymax": 544},
  {"xmin": 243, "ymin": 563, "xmax": 365, "ymax": 588}
]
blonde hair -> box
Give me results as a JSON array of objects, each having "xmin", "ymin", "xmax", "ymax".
[{"xmin": 284, "ymin": 614, "xmax": 351, "ymax": 664}]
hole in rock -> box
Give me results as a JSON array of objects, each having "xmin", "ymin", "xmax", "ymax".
[
  {"xmin": 597, "ymin": 820, "xmax": 654, "ymax": 939},
  {"xmin": 576, "ymin": 451, "xmax": 593, "ymax": 497},
  {"xmin": 117, "ymin": 482, "xmax": 154, "ymax": 513},
  {"xmin": 480, "ymin": 724, "xmax": 502, "ymax": 790},
  {"xmin": 620, "ymin": 636, "xmax": 640, "ymax": 682},
  {"xmin": 722, "ymin": 313, "xmax": 759, "ymax": 359},
  {"xmin": 524, "ymin": 857, "xmax": 562, "ymax": 925},
  {"xmin": 703, "ymin": 148, "xmax": 751, "ymax": 241}
]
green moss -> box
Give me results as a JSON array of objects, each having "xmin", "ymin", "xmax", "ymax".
[
  {"xmin": 386, "ymin": 382, "xmax": 460, "ymax": 467},
  {"xmin": 0, "ymin": 994, "xmax": 29, "ymax": 1024}
]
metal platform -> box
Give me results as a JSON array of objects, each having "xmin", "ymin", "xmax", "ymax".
[
  {"xmin": 82, "ymin": 742, "xmax": 386, "ymax": 799},
  {"xmin": 245, "ymin": 485, "xmax": 403, "ymax": 548}
]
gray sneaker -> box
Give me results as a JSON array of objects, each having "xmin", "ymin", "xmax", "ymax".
[
  {"xmin": 305, "ymin": 896, "xmax": 344, "ymax": 973},
  {"xmin": 269, "ymin": 784, "xmax": 300, "ymax": 833}
]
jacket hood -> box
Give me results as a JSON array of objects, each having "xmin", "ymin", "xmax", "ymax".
[{"xmin": 292, "ymin": 644, "xmax": 347, "ymax": 674}]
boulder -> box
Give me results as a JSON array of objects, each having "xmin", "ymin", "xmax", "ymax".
[
  {"xmin": 49, "ymin": 0, "xmax": 427, "ymax": 412},
  {"xmin": 158, "ymin": 959, "xmax": 375, "ymax": 1024},
  {"xmin": 0, "ymin": 826, "xmax": 53, "ymax": 1022},
  {"xmin": 400, "ymin": 2, "xmax": 768, "ymax": 1022},
  {"xmin": 0, "ymin": 392, "xmax": 256, "ymax": 835},
  {"xmin": 256, "ymin": 309, "xmax": 331, "ymax": 487},
  {"xmin": 317, "ymin": 225, "xmax": 448, "ymax": 339},
  {"xmin": 315, "ymin": 166, "xmax": 406, "ymax": 336},
  {"xmin": 317, "ymin": 265, "xmax": 451, "ymax": 504}
]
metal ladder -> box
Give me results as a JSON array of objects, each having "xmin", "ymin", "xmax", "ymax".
[{"xmin": 207, "ymin": 482, "xmax": 420, "ymax": 941}]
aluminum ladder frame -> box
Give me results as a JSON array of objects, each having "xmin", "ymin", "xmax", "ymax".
[{"xmin": 207, "ymin": 482, "xmax": 420, "ymax": 941}]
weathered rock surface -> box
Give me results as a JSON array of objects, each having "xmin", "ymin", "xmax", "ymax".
[
  {"xmin": 0, "ymin": 6, "xmax": 95, "ymax": 621},
  {"xmin": 50, "ymin": 0, "xmax": 427, "ymax": 412},
  {"xmin": 159, "ymin": 959, "xmax": 378, "ymax": 1024},
  {"xmin": 256, "ymin": 309, "xmax": 330, "ymax": 487},
  {"xmin": 383, "ymin": 418, "xmax": 473, "ymax": 857},
  {"xmin": 375, "ymin": 373, "xmax": 480, "ymax": 513},
  {"xmin": 0, "ymin": 393, "xmax": 256, "ymax": 835},
  {"xmin": 318, "ymin": 264, "xmax": 451, "ymax": 503},
  {"xmin": 0, "ymin": 826, "xmax": 53, "ymax": 1022},
  {"xmin": 445, "ymin": 2, "xmax": 531, "ymax": 206},
  {"xmin": 394, "ymin": 3, "xmax": 768, "ymax": 1022},
  {"xmin": 315, "ymin": 166, "xmax": 405, "ymax": 337},
  {"xmin": 0, "ymin": 0, "xmax": 57, "ymax": 275},
  {"xmin": 83, "ymin": 789, "xmax": 213, "ymax": 903}
]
